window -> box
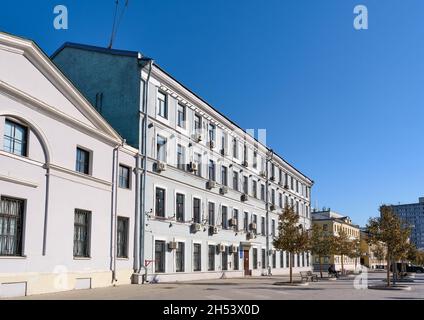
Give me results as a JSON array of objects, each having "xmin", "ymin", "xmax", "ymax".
[
  {"xmin": 297, "ymin": 253, "xmax": 300, "ymax": 267},
  {"xmin": 261, "ymin": 184, "xmax": 265, "ymax": 201},
  {"xmin": 222, "ymin": 246, "xmax": 228, "ymax": 270},
  {"xmin": 286, "ymin": 252, "xmax": 290, "ymax": 268},
  {"xmin": 244, "ymin": 212, "xmax": 249, "ymax": 231},
  {"xmin": 296, "ymin": 180, "xmax": 299, "ymax": 193},
  {"xmin": 119, "ymin": 165, "xmax": 130, "ymax": 189},
  {"xmin": 155, "ymin": 188, "xmax": 166, "ymax": 217},
  {"xmin": 156, "ymin": 135, "xmax": 167, "ymax": 161},
  {"xmin": 291, "ymin": 176, "xmax": 294, "ymax": 190},
  {"xmin": 232, "ymin": 138, "xmax": 238, "ymax": 158},
  {"xmin": 193, "ymin": 243, "xmax": 202, "ymax": 271},
  {"xmin": 222, "ymin": 206, "xmax": 228, "ymax": 229},
  {"xmin": 302, "ymin": 252, "xmax": 305, "ymax": 267},
  {"xmin": 194, "ymin": 153, "xmax": 202, "ymax": 177},
  {"xmin": 117, "ymin": 217, "xmax": 129, "ymax": 258},
  {"xmin": 3, "ymin": 119, "xmax": 27, "ymax": 157},
  {"xmin": 177, "ymin": 144, "xmax": 186, "ymax": 170},
  {"xmin": 279, "ymin": 169, "xmax": 283, "ymax": 185},
  {"xmin": 233, "ymin": 249, "xmax": 239, "ymax": 270},
  {"xmin": 221, "ymin": 166, "xmax": 228, "ymax": 186},
  {"xmin": 193, "ymin": 198, "xmax": 201, "ymax": 224},
  {"xmin": 208, "ymin": 123, "xmax": 216, "ymax": 142},
  {"xmin": 243, "ymin": 176, "xmax": 248, "ymax": 194},
  {"xmin": 209, "ymin": 160, "xmax": 216, "ymax": 181},
  {"xmin": 176, "ymin": 193, "xmax": 185, "ymax": 222},
  {"xmin": 306, "ymin": 252, "xmax": 310, "ymax": 267},
  {"xmin": 271, "ymin": 164, "xmax": 275, "ymax": 179},
  {"xmin": 262, "ymin": 249, "xmax": 266, "ymax": 269},
  {"xmin": 157, "ymin": 91, "xmax": 168, "ymax": 119},
  {"xmin": 73, "ymin": 209, "xmax": 91, "ymax": 257},
  {"xmin": 285, "ymin": 173, "xmax": 289, "ymax": 187},
  {"xmin": 272, "ymin": 219, "xmax": 276, "ymax": 237},
  {"xmin": 177, "ymin": 104, "xmax": 186, "ymax": 128},
  {"xmin": 253, "ymin": 248, "xmax": 258, "ymax": 269},
  {"xmin": 252, "ymin": 180, "xmax": 257, "ymax": 198},
  {"xmin": 261, "ymin": 216, "xmax": 265, "ymax": 236},
  {"xmin": 0, "ymin": 197, "xmax": 24, "ymax": 256},
  {"xmin": 253, "ymin": 151, "xmax": 258, "ymax": 169},
  {"xmin": 253, "ymin": 214, "xmax": 257, "ymax": 235},
  {"xmin": 176, "ymin": 242, "xmax": 185, "ymax": 272},
  {"xmin": 155, "ymin": 240, "xmax": 165, "ymax": 273},
  {"xmin": 272, "ymin": 252, "xmax": 276, "ymax": 268},
  {"xmin": 271, "ymin": 189, "xmax": 275, "ymax": 205},
  {"xmin": 280, "ymin": 251, "xmax": 284, "ymax": 268},
  {"xmin": 221, "ymin": 133, "xmax": 227, "ymax": 155},
  {"xmin": 208, "ymin": 202, "xmax": 215, "ymax": 226},
  {"xmin": 279, "ymin": 193, "xmax": 283, "ymax": 208},
  {"xmin": 208, "ymin": 245, "xmax": 215, "ymax": 271},
  {"xmin": 76, "ymin": 147, "xmax": 90, "ymax": 175},
  {"xmin": 233, "ymin": 209, "xmax": 239, "ymax": 230},
  {"xmin": 243, "ymin": 144, "xmax": 248, "ymax": 162},
  {"xmin": 233, "ymin": 171, "xmax": 239, "ymax": 191},
  {"xmin": 194, "ymin": 114, "xmax": 202, "ymax": 133}
]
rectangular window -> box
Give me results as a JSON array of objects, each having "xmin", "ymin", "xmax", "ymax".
[
  {"xmin": 243, "ymin": 176, "xmax": 248, "ymax": 194},
  {"xmin": 177, "ymin": 144, "xmax": 186, "ymax": 171},
  {"xmin": 117, "ymin": 217, "xmax": 129, "ymax": 258},
  {"xmin": 271, "ymin": 189, "xmax": 276, "ymax": 205},
  {"xmin": 252, "ymin": 180, "xmax": 257, "ymax": 198},
  {"xmin": 177, "ymin": 103, "xmax": 186, "ymax": 128},
  {"xmin": 222, "ymin": 246, "xmax": 228, "ymax": 271},
  {"xmin": 73, "ymin": 209, "xmax": 91, "ymax": 257},
  {"xmin": 193, "ymin": 198, "xmax": 201, "ymax": 223},
  {"xmin": 272, "ymin": 252, "xmax": 276, "ymax": 268},
  {"xmin": 157, "ymin": 91, "xmax": 168, "ymax": 119},
  {"xmin": 208, "ymin": 123, "xmax": 216, "ymax": 142},
  {"xmin": 221, "ymin": 166, "xmax": 228, "ymax": 186},
  {"xmin": 156, "ymin": 135, "xmax": 167, "ymax": 161},
  {"xmin": 253, "ymin": 214, "xmax": 257, "ymax": 235},
  {"xmin": 155, "ymin": 240, "xmax": 165, "ymax": 273},
  {"xmin": 253, "ymin": 151, "xmax": 257, "ymax": 169},
  {"xmin": 208, "ymin": 202, "xmax": 215, "ymax": 226},
  {"xmin": 253, "ymin": 248, "xmax": 258, "ymax": 269},
  {"xmin": 297, "ymin": 253, "xmax": 300, "ymax": 267},
  {"xmin": 279, "ymin": 193, "xmax": 283, "ymax": 208},
  {"xmin": 222, "ymin": 206, "xmax": 228, "ymax": 229},
  {"xmin": 208, "ymin": 245, "xmax": 215, "ymax": 271},
  {"xmin": 232, "ymin": 138, "xmax": 238, "ymax": 159},
  {"xmin": 244, "ymin": 212, "xmax": 249, "ymax": 232},
  {"xmin": 291, "ymin": 177, "xmax": 294, "ymax": 190},
  {"xmin": 0, "ymin": 197, "xmax": 24, "ymax": 256},
  {"xmin": 233, "ymin": 209, "xmax": 239, "ymax": 230},
  {"xmin": 176, "ymin": 242, "xmax": 185, "ymax": 272},
  {"xmin": 119, "ymin": 165, "xmax": 130, "ymax": 189},
  {"xmin": 233, "ymin": 171, "xmax": 239, "ymax": 191},
  {"xmin": 271, "ymin": 164, "xmax": 275, "ymax": 179},
  {"xmin": 3, "ymin": 119, "xmax": 27, "ymax": 157},
  {"xmin": 76, "ymin": 147, "xmax": 90, "ymax": 175},
  {"xmin": 286, "ymin": 252, "xmax": 290, "ymax": 268},
  {"xmin": 233, "ymin": 249, "xmax": 239, "ymax": 270},
  {"xmin": 194, "ymin": 114, "xmax": 202, "ymax": 133},
  {"xmin": 194, "ymin": 153, "xmax": 202, "ymax": 177},
  {"xmin": 261, "ymin": 216, "xmax": 265, "ymax": 236},
  {"xmin": 279, "ymin": 169, "xmax": 283, "ymax": 185},
  {"xmin": 155, "ymin": 188, "xmax": 166, "ymax": 217},
  {"xmin": 221, "ymin": 133, "xmax": 227, "ymax": 155},
  {"xmin": 302, "ymin": 252, "xmax": 305, "ymax": 267},
  {"xmin": 272, "ymin": 219, "xmax": 276, "ymax": 238},
  {"xmin": 193, "ymin": 243, "xmax": 202, "ymax": 272},
  {"xmin": 209, "ymin": 160, "xmax": 215, "ymax": 181},
  {"xmin": 176, "ymin": 193, "xmax": 185, "ymax": 222},
  {"xmin": 261, "ymin": 184, "xmax": 265, "ymax": 201},
  {"xmin": 280, "ymin": 251, "xmax": 284, "ymax": 268},
  {"xmin": 243, "ymin": 144, "xmax": 248, "ymax": 163},
  {"xmin": 262, "ymin": 249, "xmax": 266, "ymax": 269}
]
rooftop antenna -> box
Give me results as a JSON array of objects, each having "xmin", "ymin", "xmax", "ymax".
[{"xmin": 108, "ymin": 0, "xmax": 129, "ymax": 49}]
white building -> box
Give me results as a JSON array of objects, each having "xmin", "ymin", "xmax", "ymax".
[
  {"xmin": 0, "ymin": 32, "xmax": 138, "ymax": 297},
  {"xmin": 52, "ymin": 42, "xmax": 314, "ymax": 282}
]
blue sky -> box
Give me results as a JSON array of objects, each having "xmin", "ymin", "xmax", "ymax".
[{"xmin": 1, "ymin": 0, "xmax": 423, "ymax": 226}]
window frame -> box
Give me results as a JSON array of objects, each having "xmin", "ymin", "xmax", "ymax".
[
  {"xmin": 3, "ymin": 119, "xmax": 28, "ymax": 157},
  {"xmin": 73, "ymin": 209, "xmax": 91, "ymax": 258},
  {"xmin": 118, "ymin": 164, "xmax": 131, "ymax": 189},
  {"xmin": 117, "ymin": 216, "xmax": 129, "ymax": 258}
]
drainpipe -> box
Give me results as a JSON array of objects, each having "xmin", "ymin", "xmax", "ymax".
[
  {"xmin": 111, "ymin": 142, "xmax": 122, "ymax": 284},
  {"xmin": 136, "ymin": 58, "xmax": 154, "ymax": 283},
  {"xmin": 42, "ymin": 165, "xmax": 50, "ymax": 256},
  {"xmin": 265, "ymin": 149, "xmax": 274, "ymax": 275}
]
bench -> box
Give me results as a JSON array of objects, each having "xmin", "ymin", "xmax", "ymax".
[{"xmin": 300, "ymin": 271, "xmax": 318, "ymax": 282}]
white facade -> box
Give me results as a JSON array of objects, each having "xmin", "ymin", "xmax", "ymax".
[
  {"xmin": 142, "ymin": 65, "xmax": 314, "ymax": 282},
  {"xmin": 0, "ymin": 33, "xmax": 137, "ymax": 297}
]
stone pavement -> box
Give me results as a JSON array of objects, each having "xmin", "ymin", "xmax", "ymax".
[{"xmin": 8, "ymin": 272, "xmax": 424, "ymax": 300}]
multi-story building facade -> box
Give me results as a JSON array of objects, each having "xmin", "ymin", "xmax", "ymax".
[
  {"xmin": 390, "ymin": 197, "xmax": 424, "ymax": 250},
  {"xmin": 52, "ymin": 43, "xmax": 314, "ymax": 282},
  {"xmin": 0, "ymin": 32, "xmax": 138, "ymax": 297},
  {"xmin": 311, "ymin": 209, "xmax": 360, "ymax": 272},
  {"xmin": 360, "ymin": 230, "xmax": 386, "ymax": 269}
]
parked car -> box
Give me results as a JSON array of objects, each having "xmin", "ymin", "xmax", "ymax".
[{"xmin": 390, "ymin": 263, "xmax": 424, "ymax": 273}]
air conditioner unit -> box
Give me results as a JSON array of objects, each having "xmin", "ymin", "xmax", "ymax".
[
  {"xmin": 246, "ymin": 232, "xmax": 254, "ymax": 240},
  {"xmin": 192, "ymin": 133, "xmax": 202, "ymax": 142},
  {"xmin": 217, "ymin": 244, "xmax": 226, "ymax": 253},
  {"xmin": 168, "ymin": 241, "xmax": 178, "ymax": 250},
  {"xmin": 259, "ymin": 171, "xmax": 266, "ymax": 178},
  {"xmin": 229, "ymin": 245, "xmax": 238, "ymax": 254},
  {"xmin": 229, "ymin": 218, "xmax": 238, "ymax": 227},
  {"xmin": 191, "ymin": 223, "xmax": 202, "ymax": 233},
  {"xmin": 241, "ymin": 193, "xmax": 248, "ymax": 202},
  {"xmin": 220, "ymin": 186, "xmax": 228, "ymax": 195},
  {"xmin": 209, "ymin": 140, "xmax": 215, "ymax": 149},
  {"xmin": 242, "ymin": 160, "xmax": 248, "ymax": 167},
  {"xmin": 270, "ymin": 204, "xmax": 276, "ymax": 211},
  {"xmin": 207, "ymin": 180, "xmax": 216, "ymax": 189},
  {"xmin": 156, "ymin": 161, "xmax": 167, "ymax": 173},
  {"xmin": 249, "ymin": 222, "xmax": 257, "ymax": 230},
  {"xmin": 188, "ymin": 162, "xmax": 198, "ymax": 172},
  {"xmin": 209, "ymin": 225, "xmax": 218, "ymax": 234}
]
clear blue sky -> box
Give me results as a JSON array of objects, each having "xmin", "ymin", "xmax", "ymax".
[{"xmin": 1, "ymin": 0, "xmax": 423, "ymax": 226}]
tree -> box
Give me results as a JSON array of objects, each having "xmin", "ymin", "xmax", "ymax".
[
  {"xmin": 333, "ymin": 229, "xmax": 354, "ymax": 275},
  {"xmin": 373, "ymin": 242, "xmax": 386, "ymax": 266},
  {"xmin": 273, "ymin": 206, "xmax": 310, "ymax": 283},
  {"xmin": 309, "ymin": 224, "xmax": 336, "ymax": 278},
  {"xmin": 366, "ymin": 205, "xmax": 411, "ymax": 287},
  {"xmin": 349, "ymin": 239, "xmax": 363, "ymax": 271}
]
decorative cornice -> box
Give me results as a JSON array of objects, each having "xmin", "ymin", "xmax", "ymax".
[{"xmin": 0, "ymin": 173, "xmax": 38, "ymax": 188}]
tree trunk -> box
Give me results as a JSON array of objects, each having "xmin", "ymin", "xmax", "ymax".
[
  {"xmin": 289, "ymin": 253, "xmax": 293, "ymax": 283},
  {"xmin": 319, "ymin": 256, "xmax": 323, "ymax": 278},
  {"xmin": 341, "ymin": 255, "xmax": 344, "ymax": 275},
  {"xmin": 386, "ymin": 255, "xmax": 391, "ymax": 287}
]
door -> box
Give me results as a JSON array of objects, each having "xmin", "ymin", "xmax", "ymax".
[{"xmin": 244, "ymin": 250, "xmax": 251, "ymax": 276}]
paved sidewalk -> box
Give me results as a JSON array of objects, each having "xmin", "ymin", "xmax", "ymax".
[{"xmin": 7, "ymin": 272, "xmax": 424, "ymax": 300}]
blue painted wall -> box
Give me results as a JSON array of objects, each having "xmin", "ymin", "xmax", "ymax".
[{"xmin": 52, "ymin": 48, "xmax": 141, "ymax": 148}]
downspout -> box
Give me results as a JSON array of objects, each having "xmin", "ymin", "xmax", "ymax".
[
  {"xmin": 42, "ymin": 165, "xmax": 50, "ymax": 256},
  {"xmin": 137, "ymin": 58, "xmax": 154, "ymax": 282},
  {"xmin": 111, "ymin": 142, "xmax": 122, "ymax": 284},
  {"xmin": 265, "ymin": 150, "xmax": 271, "ymax": 275}
]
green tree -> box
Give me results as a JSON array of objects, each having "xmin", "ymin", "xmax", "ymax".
[
  {"xmin": 333, "ymin": 229, "xmax": 354, "ymax": 275},
  {"xmin": 373, "ymin": 242, "xmax": 386, "ymax": 266},
  {"xmin": 349, "ymin": 238, "xmax": 363, "ymax": 271},
  {"xmin": 366, "ymin": 205, "xmax": 411, "ymax": 287},
  {"xmin": 273, "ymin": 206, "xmax": 310, "ymax": 283},
  {"xmin": 309, "ymin": 224, "xmax": 336, "ymax": 278}
]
